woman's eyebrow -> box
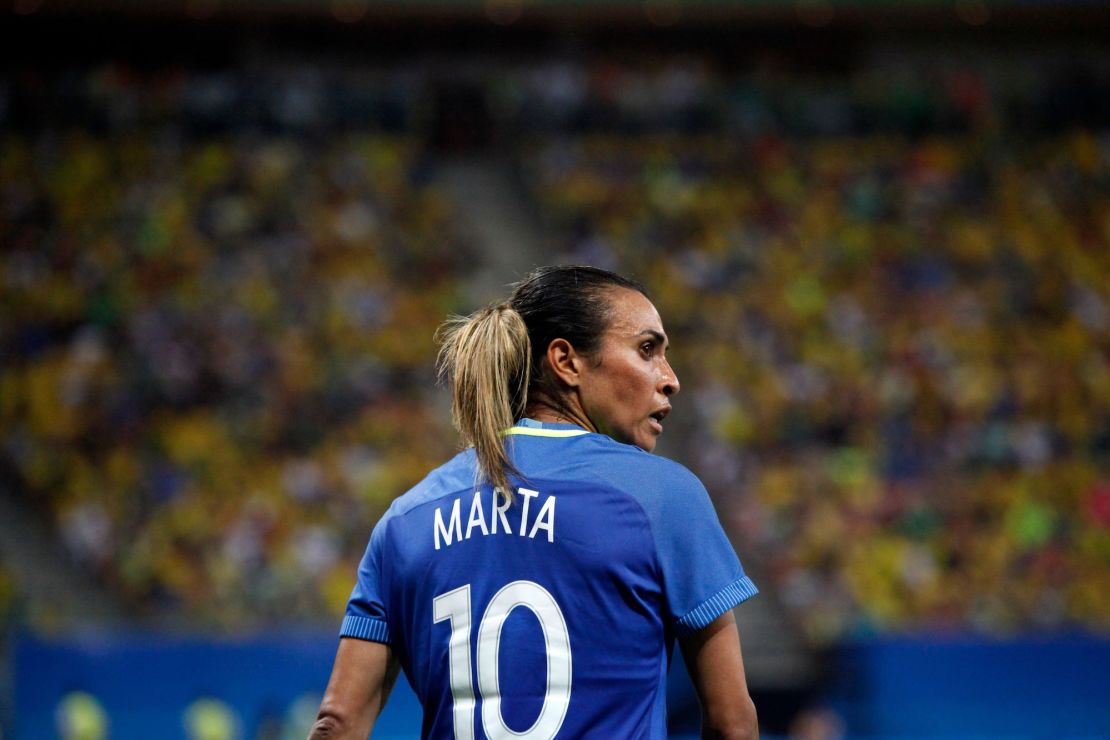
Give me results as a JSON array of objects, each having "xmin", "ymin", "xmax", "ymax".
[{"xmin": 638, "ymin": 329, "xmax": 669, "ymax": 350}]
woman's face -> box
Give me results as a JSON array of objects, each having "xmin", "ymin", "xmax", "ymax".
[{"xmin": 578, "ymin": 288, "xmax": 680, "ymax": 452}]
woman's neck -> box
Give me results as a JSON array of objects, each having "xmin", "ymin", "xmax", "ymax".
[{"xmin": 525, "ymin": 395, "xmax": 596, "ymax": 433}]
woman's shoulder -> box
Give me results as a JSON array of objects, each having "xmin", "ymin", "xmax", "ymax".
[
  {"xmin": 383, "ymin": 449, "xmax": 479, "ymax": 519},
  {"xmin": 579, "ymin": 434, "xmax": 707, "ymax": 498}
]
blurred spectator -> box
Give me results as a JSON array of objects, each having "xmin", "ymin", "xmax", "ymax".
[
  {"xmin": 788, "ymin": 706, "xmax": 846, "ymax": 740},
  {"xmin": 183, "ymin": 697, "xmax": 240, "ymax": 740},
  {"xmin": 280, "ymin": 692, "xmax": 322, "ymax": 740},
  {"xmin": 0, "ymin": 557, "xmax": 16, "ymax": 629},
  {"xmin": 55, "ymin": 691, "xmax": 108, "ymax": 740}
]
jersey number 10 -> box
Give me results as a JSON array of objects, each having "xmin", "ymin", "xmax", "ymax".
[{"xmin": 433, "ymin": 580, "xmax": 572, "ymax": 740}]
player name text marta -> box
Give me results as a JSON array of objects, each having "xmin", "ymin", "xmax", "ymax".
[{"xmin": 434, "ymin": 488, "xmax": 556, "ymax": 550}]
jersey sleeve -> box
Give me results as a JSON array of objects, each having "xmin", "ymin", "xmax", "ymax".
[
  {"xmin": 648, "ymin": 464, "xmax": 758, "ymax": 638},
  {"xmin": 339, "ymin": 513, "xmax": 393, "ymax": 644}
]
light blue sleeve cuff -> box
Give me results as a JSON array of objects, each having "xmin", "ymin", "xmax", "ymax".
[
  {"xmin": 674, "ymin": 575, "xmax": 759, "ymax": 638},
  {"xmin": 340, "ymin": 615, "xmax": 391, "ymax": 644}
]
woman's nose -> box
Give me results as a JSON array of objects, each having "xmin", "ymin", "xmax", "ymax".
[{"xmin": 660, "ymin": 362, "xmax": 680, "ymax": 397}]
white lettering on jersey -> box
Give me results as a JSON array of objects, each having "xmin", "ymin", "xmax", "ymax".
[
  {"xmin": 518, "ymin": 488, "xmax": 539, "ymax": 536},
  {"xmin": 434, "ymin": 497, "xmax": 463, "ymax": 551},
  {"xmin": 433, "ymin": 488, "xmax": 557, "ymax": 550},
  {"xmin": 466, "ymin": 490, "xmax": 490, "ymax": 539},
  {"xmin": 491, "ymin": 488, "xmax": 511, "ymax": 534},
  {"xmin": 529, "ymin": 495, "xmax": 556, "ymax": 543}
]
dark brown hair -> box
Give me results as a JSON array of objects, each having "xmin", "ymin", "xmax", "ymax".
[{"xmin": 436, "ymin": 265, "xmax": 647, "ymax": 497}]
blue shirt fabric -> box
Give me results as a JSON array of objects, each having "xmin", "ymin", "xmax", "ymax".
[{"xmin": 342, "ymin": 419, "xmax": 758, "ymax": 739}]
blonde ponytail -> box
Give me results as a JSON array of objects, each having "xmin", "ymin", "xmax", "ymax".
[{"xmin": 436, "ymin": 303, "xmax": 531, "ymax": 501}]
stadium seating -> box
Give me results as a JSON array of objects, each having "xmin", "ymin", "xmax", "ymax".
[
  {"xmin": 2, "ymin": 53, "xmax": 1108, "ymax": 646},
  {"xmin": 1, "ymin": 64, "xmax": 474, "ymax": 626},
  {"xmin": 513, "ymin": 60, "xmax": 1110, "ymax": 642}
]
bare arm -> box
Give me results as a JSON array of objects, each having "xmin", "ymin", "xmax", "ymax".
[
  {"xmin": 308, "ymin": 637, "xmax": 400, "ymax": 740},
  {"xmin": 679, "ymin": 610, "xmax": 759, "ymax": 740}
]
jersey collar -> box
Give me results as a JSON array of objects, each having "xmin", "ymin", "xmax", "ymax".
[{"xmin": 504, "ymin": 418, "xmax": 590, "ymax": 438}]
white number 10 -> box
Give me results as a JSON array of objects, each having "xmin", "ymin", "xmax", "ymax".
[{"xmin": 433, "ymin": 580, "xmax": 572, "ymax": 740}]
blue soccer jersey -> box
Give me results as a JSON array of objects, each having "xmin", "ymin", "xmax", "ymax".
[{"xmin": 342, "ymin": 419, "xmax": 758, "ymax": 739}]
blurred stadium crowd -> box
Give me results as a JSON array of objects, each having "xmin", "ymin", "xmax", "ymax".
[
  {"xmin": 1, "ymin": 64, "xmax": 474, "ymax": 626},
  {"xmin": 2, "ymin": 49, "xmax": 1109, "ymax": 645}
]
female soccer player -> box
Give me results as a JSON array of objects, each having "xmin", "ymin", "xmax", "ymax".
[{"xmin": 310, "ymin": 265, "xmax": 759, "ymax": 739}]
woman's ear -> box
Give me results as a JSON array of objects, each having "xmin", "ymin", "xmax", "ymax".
[{"xmin": 545, "ymin": 338, "xmax": 583, "ymax": 388}]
